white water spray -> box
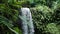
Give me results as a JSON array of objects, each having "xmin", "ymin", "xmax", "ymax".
[{"xmin": 19, "ymin": 8, "xmax": 34, "ymax": 34}]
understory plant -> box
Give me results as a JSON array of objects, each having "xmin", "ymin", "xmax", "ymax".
[{"xmin": 0, "ymin": 0, "xmax": 23, "ymax": 34}]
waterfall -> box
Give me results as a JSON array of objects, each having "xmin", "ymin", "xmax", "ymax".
[{"xmin": 19, "ymin": 8, "xmax": 34, "ymax": 34}]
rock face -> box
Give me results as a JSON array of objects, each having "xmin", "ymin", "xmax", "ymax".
[{"xmin": 19, "ymin": 8, "xmax": 34, "ymax": 34}]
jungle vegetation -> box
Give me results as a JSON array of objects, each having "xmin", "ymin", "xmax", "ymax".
[{"xmin": 0, "ymin": 0, "xmax": 60, "ymax": 34}]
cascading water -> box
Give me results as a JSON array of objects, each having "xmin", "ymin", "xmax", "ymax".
[{"xmin": 19, "ymin": 8, "xmax": 34, "ymax": 34}]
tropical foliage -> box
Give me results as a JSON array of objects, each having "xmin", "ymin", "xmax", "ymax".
[{"xmin": 0, "ymin": 0, "xmax": 60, "ymax": 34}]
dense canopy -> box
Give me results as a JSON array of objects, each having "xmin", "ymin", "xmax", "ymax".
[{"xmin": 0, "ymin": 0, "xmax": 60, "ymax": 34}]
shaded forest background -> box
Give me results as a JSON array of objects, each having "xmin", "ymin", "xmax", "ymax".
[{"xmin": 0, "ymin": 0, "xmax": 60, "ymax": 34}]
